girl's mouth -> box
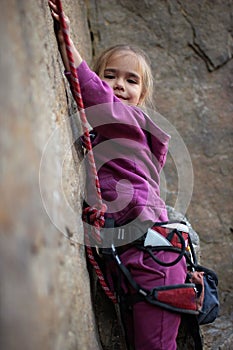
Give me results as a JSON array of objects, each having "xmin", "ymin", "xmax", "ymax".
[{"xmin": 115, "ymin": 94, "xmax": 127, "ymax": 100}]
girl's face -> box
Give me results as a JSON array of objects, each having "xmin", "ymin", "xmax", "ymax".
[{"xmin": 102, "ymin": 52, "xmax": 144, "ymax": 106}]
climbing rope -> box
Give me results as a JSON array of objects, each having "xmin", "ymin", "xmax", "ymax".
[{"xmin": 55, "ymin": 0, "xmax": 117, "ymax": 303}]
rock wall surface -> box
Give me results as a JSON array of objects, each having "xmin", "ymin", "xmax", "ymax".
[{"xmin": 0, "ymin": 1, "xmax": 101, "ymax": 350}]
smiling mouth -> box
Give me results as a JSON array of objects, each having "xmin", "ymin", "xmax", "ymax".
[{"xmin": 115, "ymin": 94, "xmax": 127, "ymax": 100}]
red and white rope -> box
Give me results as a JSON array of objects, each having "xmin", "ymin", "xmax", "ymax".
[{"xmin": 55, "ymin": 0, "xmax": 117, "ymax": 303}]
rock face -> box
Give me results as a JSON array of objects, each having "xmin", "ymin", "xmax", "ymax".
[
  {"xmin": 0, "ymin": 0, "xmax": 232, "ymax": 350},
  {"xmin": 0, "ymin": 1, "xmax": 100, "ymax": 350}
]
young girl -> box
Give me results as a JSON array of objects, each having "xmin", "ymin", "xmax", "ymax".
[{"xmin": 49, "ymin": 1, "xmax": 187, "ymax": 349}]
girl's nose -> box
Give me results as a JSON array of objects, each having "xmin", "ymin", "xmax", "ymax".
[{"xmin": 114, "ymin": 77, "xmax": 125, "ymax": 90}]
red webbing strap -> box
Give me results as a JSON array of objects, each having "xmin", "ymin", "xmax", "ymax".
[
  {"xmin": 55, "ymin": 0, "xmax": 117, "ymax": 303},
  {"xmin": 156, "ymin": 286, "xmax": 197, "ymax": 311}
]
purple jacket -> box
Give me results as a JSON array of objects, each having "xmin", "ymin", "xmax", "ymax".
[{"xmin": 66, "ymin": 61, "xmax": 170, "ymax": 226}]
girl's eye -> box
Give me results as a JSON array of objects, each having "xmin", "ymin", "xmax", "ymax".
[
  {"xmin": 127, "ymin": 79, "xmax": 138, "ymax": 84},
  {"xmin": 104, "ymin": 74, "xmax": 115, "ymax": 79}
]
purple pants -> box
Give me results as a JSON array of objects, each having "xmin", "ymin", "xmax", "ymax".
[{"xmin": 106, "ymin": 246, "xmax": 187, "ymax": 350}]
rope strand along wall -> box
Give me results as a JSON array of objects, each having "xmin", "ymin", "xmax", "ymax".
[{"xmin": 55, "ymin": 0, "xmax": 116, "ymax": 303}]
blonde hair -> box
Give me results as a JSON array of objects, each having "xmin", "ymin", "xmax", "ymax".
[{"xmin": 92, "ymin": 44, "xmax": 154, "ymax": 107}]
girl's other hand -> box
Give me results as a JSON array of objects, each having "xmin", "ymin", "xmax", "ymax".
[{"xmin": 48, "ymin": 0, "xmax": 70, "ymax": 45}]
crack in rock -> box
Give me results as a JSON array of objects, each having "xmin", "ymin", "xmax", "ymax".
[{"xmin": 176, "ymin": 0, "xmax": 233, "ymax": 72}]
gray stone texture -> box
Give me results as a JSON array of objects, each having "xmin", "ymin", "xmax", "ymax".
[
  {"xmin": 0, "ymin": 0, "xmax": 232, "ymax": 349},
  {"xmin": 0, "ymin": 1, "xmax": 100, "ymax": 349},
  {"xmin": 87, "ymin": 0, "xmax": 233, "ymax": 348}
]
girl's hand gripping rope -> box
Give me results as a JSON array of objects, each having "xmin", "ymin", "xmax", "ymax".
[
  {"xmin": 48, "ymin": 0, "xmax": 70, "ymax": 45},
  {"xmin": 48, "ymin": 0, "xmax": 82, "ymax": 71}
]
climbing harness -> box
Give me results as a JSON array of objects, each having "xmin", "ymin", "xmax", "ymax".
[
  {"xmin": 107, "ymin": 221, "xmax": 219, "ymax": 323},
  {"xmin": 106, "ymin": 221, "xmax": 199, "ymax": 314},
  {"xmin": 107, "ymin": 221, "xmax": 219, "ymax": 350},
  {"xmin": 111, "ymin": 243, "xmax": 198, "ymax": 315}
]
